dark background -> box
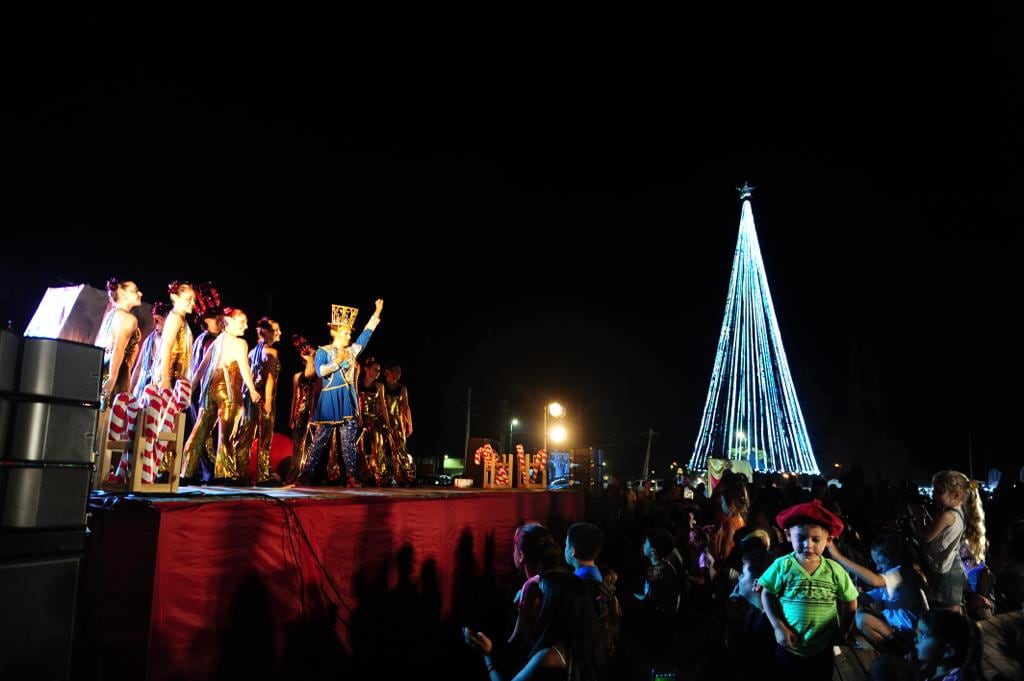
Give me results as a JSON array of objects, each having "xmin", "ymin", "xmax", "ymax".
[{"xmin": 2, "ymin": 8, "xmax": 1020, "ymax": 482}]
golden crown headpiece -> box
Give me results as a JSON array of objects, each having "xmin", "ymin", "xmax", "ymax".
[{"xmin": 329, "ymin": 304, "xmax": 359, "ymax": 329}]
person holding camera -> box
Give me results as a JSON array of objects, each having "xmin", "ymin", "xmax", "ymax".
[{"xmin": 465, "ymin": 570, "xmax": 602, "ymax": 681}]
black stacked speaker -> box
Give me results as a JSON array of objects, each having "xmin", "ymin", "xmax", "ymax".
[
  {"xmin": 569, "ymin": 447, "xmax": 602, "ymax": 498},
  {"xmin": 0, "ymin": 329, "xmax": 101, "ymax": 681}
]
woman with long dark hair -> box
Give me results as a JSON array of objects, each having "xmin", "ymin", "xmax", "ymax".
[
  {"xmin": 507, "ymin": 524, "xmax": 567, "ymax": 663},
  {"xmin": 466, "ymin": 570, "xmax": 602, "ymax": 681}
]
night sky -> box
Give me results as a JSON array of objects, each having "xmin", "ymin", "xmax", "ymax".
[{"xmin": 2, "ymin": 11, "xmax": 1019, "ymax": 482}]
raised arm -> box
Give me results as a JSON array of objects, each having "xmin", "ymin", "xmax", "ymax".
[
  {"xmin": 827, "ymin": 543, "xmax": 885, "ymax": 588},
  {"xmin": 915, "ymin": 508, "xmax": 955, "ymax": 544},
  {"xmin": 351, "ymin": 299, "xmax": 384, "ymax": 357}
]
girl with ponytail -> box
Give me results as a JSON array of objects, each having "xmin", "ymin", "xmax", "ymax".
[{"xmin": 914, "ymin": 470, "xmax": 987, "ymax": 612}]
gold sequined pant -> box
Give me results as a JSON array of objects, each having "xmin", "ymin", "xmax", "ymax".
[
  {"xmin": 358, "ymin": 423, "xmax": 387, "ymax": 486},
  {"xmin": 287, "ymin": 409, "xmax": 312, "ymax": 483},
  {"xmin": 387, "ymin": 426, "xmax": 417, "ymax": 484},
  {"xmin": 235, "ymin": 402, "xmax": 275, "ymax": 482},
  {"xmin": 182, "ymin": 374, "xmax": 245, "ymax": 481}
]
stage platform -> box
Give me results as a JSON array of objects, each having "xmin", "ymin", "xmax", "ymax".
[{"xmin": 77, "ymin": 485, "xmax": 584, "ymax": 681}]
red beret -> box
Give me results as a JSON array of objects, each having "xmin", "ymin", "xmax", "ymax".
[{"xmin": 776, "ymin": 499, "xmax": 844, "ymax": 538}]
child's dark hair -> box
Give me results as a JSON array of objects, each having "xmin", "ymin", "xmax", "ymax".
[
  {"xmin": 871, "ymin": 534, "xmax": 928, "ymax": 592},
  {"xmin": 871, "ymin": 534, "xmax": 904, "ymax": 563},
  {"xmin": 919, "ymin": 610, "xmax": 981, "ymax": 679},
  {"xmin": 151, "ymin": 301, "xmax": 172, "ymax": 318},
  {"xmin": 646, "ymin": 528, "xmax": 675, "ymax": 558},
  {"xmin": 566, "ymin": 523, "xmax": 603, "ymax": 562},
  {"xmin": 741, "ymin": 548, "xmax": 772, "ymax": 581}
]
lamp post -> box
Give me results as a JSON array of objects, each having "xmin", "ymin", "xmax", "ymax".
[
  {"xmin": 509, "ymin": 418, "xmax": 519, "ymax": 451},
  {"xmin": 544, "ymin": 402, "xmax": 565, "ymax": 453}
]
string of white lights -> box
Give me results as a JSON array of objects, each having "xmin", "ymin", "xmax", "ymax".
[{"xmin": 689, "ymin": 198, "xmax": 820, "ymax": 475}]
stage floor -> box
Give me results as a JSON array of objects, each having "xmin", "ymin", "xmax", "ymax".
[
  {"xmin": 79, "ymin": 486, "xmax": 584, "ymax": 681},
  {"xmin": 98, "ymin": 482, "xmax": 559, "ymax": 503}
]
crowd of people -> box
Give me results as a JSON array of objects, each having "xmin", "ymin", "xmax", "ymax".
[{"xmin": 459, "ymin": 467, "xmax": 1024, "ymax": 680}]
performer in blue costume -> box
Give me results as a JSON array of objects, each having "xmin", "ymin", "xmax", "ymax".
[{"xmin": 299, "ymin": 298, "xmax": 383, "ymax": 486}]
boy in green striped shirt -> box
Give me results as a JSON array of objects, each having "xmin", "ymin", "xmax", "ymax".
[{"xmin": 759, "ymin": 499, "xmax": 858, "ymax": 680}]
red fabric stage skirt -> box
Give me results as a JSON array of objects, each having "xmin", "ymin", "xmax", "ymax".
[{"xmin": 79, "ymin": 487, "xmax": 584, "ymax": 680}]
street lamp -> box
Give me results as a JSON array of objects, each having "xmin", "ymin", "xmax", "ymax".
[
  {"xmin": 544, "ymin": 402, "xmax": 566, "ymax": 452},
  {"xmin": 509, "ymin": 418, "xmax": 519, "ymax": 451}
]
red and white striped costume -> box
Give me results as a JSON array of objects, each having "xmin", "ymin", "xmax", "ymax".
[{"xmin": 109, "ymin": 379, "xmax": 192, "ymax": 484}]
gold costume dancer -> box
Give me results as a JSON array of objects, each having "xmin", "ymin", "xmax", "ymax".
[
  {"xmin": 235, "ymin": 318, "xmax": 282, "ymax": 485},
  {"xmin": 182, "ymin": 308, "xmax": 260, "ymax": 484},
  {"xmin": 150, "ymin": 281, "xmax": 195, "ymax": 475},
  {"xmin": 383, "ymin": 364, "xmax": 416, "ymax": 484},
  {"xmin": 357, "ymin": 357, "xmax": 389, "ymax": 486},
  {"xmin": 286, "ymin": 336, "xmax": 318, "ymax": 483},
  {"xmin": 155, "ymin": 281, "xmax": 196, "ymax": 391},
  {"xmin": 97, "ymin": 278, "xmax": 143, "ymax": 401}
]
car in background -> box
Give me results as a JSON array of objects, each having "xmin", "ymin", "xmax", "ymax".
[
  {"xmin": 415, "ymin": 474, "xmax": 454, "ymax": 487},
  {"xmin": 548, "ymin": 476, "xmax": 581, "ymax": 490},
  {"xmin": 627, "ymin": 479, "xmax": 665, "ymax": 493}
]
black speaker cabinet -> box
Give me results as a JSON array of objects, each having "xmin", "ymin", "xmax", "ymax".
[
  {"xmin": 0, "ymin": 398, "xmax": 10, "ymax": 454},
  {"xmin": 0, "ymin": 554, "xmax": 79, "ymax": 680},
  {"xmin": 0, "ymin": 400, "xmax": 97, "ymax": 463},
  {"xmin": 18, "ymin": 337, "xmax": 102, "ymax": 404},
  {"xmin": 0, "ymin": 329, "xmax": 17, "ymax": 392},
  {"xmin": 0, "ymin": 465, "xmax": 92, "ymax": 529},
  {"xmin": 0, "ymin": 529, "xmax": 86, "ymax": 559},
  {"xmin": 570, "ymin": 447, "xmax": 600, "ymax": 495}
]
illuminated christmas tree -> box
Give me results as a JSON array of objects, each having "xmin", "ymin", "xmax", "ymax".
[{"xmin": 689, "ymin": 185, "xmax": 820, "ymax": 474}]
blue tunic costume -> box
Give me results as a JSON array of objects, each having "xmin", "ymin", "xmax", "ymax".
[{"xmin": 300, "ymin": 324, "xmax": 375, "ymax": 484}]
